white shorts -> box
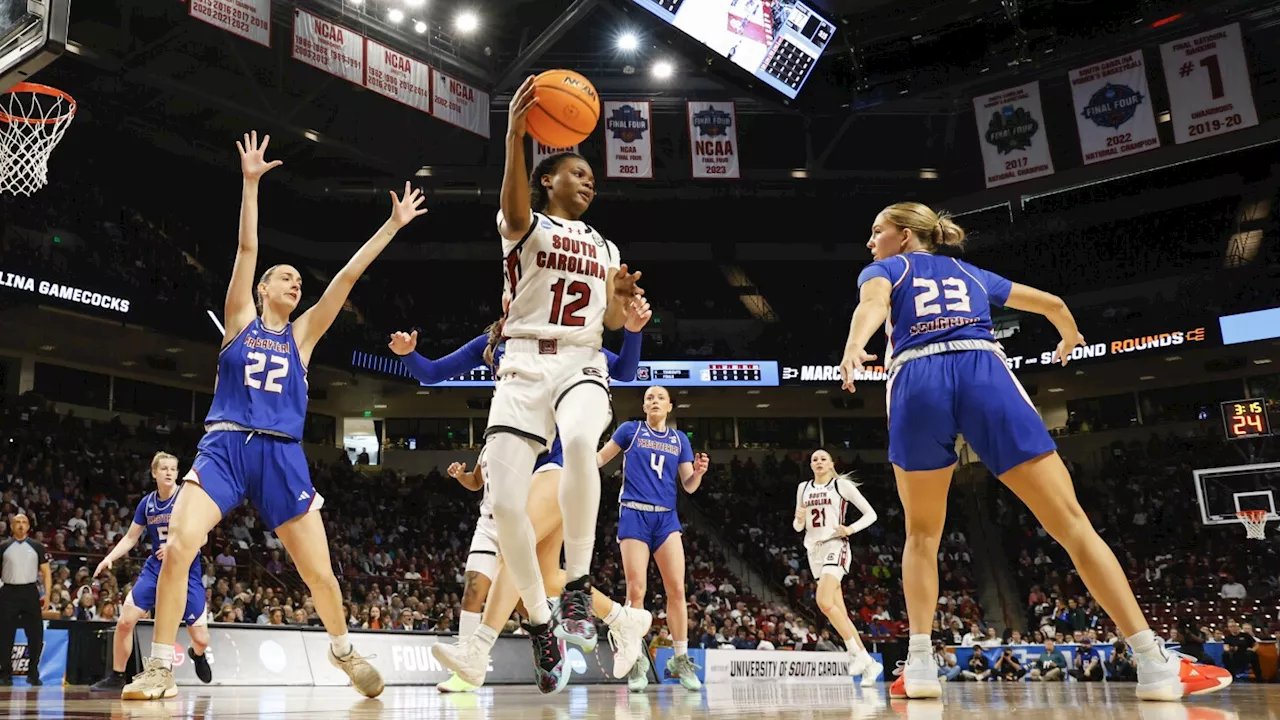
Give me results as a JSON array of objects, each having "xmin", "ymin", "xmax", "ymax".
[
  {"xmin": 465, "ymin": 514, "xmax": 500, "ymax": 580},
  {"xmin": 485, "ymin": 340, "xmax": 611, "ymax": 449},
  {"xmin": 807, "ymin": 539, "xmax": 851, "ymax": 581}
]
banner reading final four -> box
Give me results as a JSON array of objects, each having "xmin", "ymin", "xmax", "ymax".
[
  {"xmin": 1069, "ymin": 51, "xmax": 1161, "ymax": 164},
  {"xmin": 604, "ymin": 101, "xmax": 654, "ymax": 178},
  {"xmin": 687, "ymin": 101, "xmax": 740, "ymax": 179},
  {"xmin": 531, "ymin": 139, "xmax": 579, "ymax": 170},
  {"xmin": 973, "ymin": 81, "xmax": 1054, "ymax": 188}
]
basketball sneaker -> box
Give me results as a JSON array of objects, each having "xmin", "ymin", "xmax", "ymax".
[
  {"xmin": 121, "ymin": 657, "xmax": 177, "ymax": 701},
  {"xmin": 187, "ymin": 647, "xmax": 212, "ymax": 684},
  {"xmin": 432, "ymin": 639, "xmax": 490, "ymax": 687},
  {"xmin": 527, "ymin": 620, "xmax": 571, "ymax": 695},
  {"xmin": 1135, "ymin": 638, "xmax": 1232, "ymax": 701},
  {"xmin": 889, "ymin": 654, "xmax": 941, "ymax": 699},
  {"xmin": 608, "ymin": 605, "xmax": 653, "ymax": 678},
  {"xmin": 328, "ymin": 647, "xmax": 385, "ymax": 698},
  {"xmin": 90, "ymin": 670, "xmax": 127, "ymax": 692},
  {"xmin": 627, "ymin": 652, "xmax": 651, "ymax": 693},
  {"xmin": 555, "ymin": 576, "xmax": 598, "ymax": 652},
  {"xmin": 437, "ymin": 672, "xmax": 478, "ymax": 693},
  {"xmin": 849, "ymin": 651, "xmax": 884, "ymax": 687},
  {"xmin": 666, "ymin": 653, "xmax": 703, "ymax": 691}
]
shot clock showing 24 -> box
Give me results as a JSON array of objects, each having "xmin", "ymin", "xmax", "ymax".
[{"xmin": 1221, "ymin": 397, "xmax": 1273, "ymax": 440}]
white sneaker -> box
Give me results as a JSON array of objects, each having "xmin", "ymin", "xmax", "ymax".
[
  {"xmin": 432, "ymin": 639, "xmax": 491, "ymax": 688},
  {"xmin": 889, "ymin": 653, "xmax": 941, "ymax": 699},
  {"xmin": 849, "ymin": 652, "xmax": 884, "ymax": 687},
  {"xmin": 1135, "ymin": 638, "xmax": 1232, "ymax": 701},
  {"xmin": 609, "ymin": 605, "xmax": 653, "ymax": 678}
]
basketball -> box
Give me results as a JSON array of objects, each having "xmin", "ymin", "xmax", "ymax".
[{"xmin": 526, "ymin": 69, "xmax": 600, "ymax": 148}]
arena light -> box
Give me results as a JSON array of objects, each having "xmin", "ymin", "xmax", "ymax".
[
  {"xmin": 652, "ymin": 60, "xmax": 674, "ymax": 79},
  {"xmin": 414, "ymin": 20, "xmax": 427, "ymax": 33},
  {"xmin": 1047, "ymin": 387, "xmax": 1064, "ymax": 393},
  {"xmin": 1164, "ymin": 355, "xmax": 1182, "ymax": 361},
  {"xmin": 121, "ymin": 360, "xmax": 136, "ymax": 367},
  {"xmin": 1255, "ymin": 358, "xmax": 1274, "ymax": 365},
  {"xmin": 405, "ymin": 0, "xmax": 425, "ymax": 6},
  {"xmin": 755, "ymin": 403, "xmax": 771, "ymax": 408},
  {"xmin": 1140, "ymin": 375, "xmax": 1156, "ymax": 380},
  {"xmin": 617, "ymin": 32, "xmax": 639, "ymax": 51},
  {"xmin": 181, "ymin": 373, "xmax": 197, "ymax": 378},
  {"xmin": 455, "ymin": 10, "xmax": 479, "ymax": 33},
  {"xmin": 677, "ymin": 403, "xmax": 692, "ymax": 409},
  {"xmin": 374, "ymin": 404, "xmax": 388, "ymax": 409},
  {"xmin": 387, "ymin": 8, "xmax": 404, "ymax": 23}
]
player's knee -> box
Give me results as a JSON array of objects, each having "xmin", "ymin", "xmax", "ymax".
[
  {"xmin": 662, "ymin": 576, "xmax": 686, "ymax": 601},
  {"xmin": 491, "ymin": 491, "xmax": 526, "ymax": 526},
  {"xmin": 117, "ymin": 616, "xmax": 138, "ymax": 634},
  {"xmin": 558, "ymin": 430, "xmax": 596, "ymax": 460},
  {"xmin": 1040, "ymin": 500, "xmax": 1091, "ymax": 547}
]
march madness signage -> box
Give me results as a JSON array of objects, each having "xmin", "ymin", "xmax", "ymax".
[
  {"xmin": 604, "ymin": 101, "xmax": 653, "ymax": 179},
  {"xmin": 363, "ymin": 39, "xmax": 432, "ymax": 115},
  {"xmin": 189, "ymin": 0, "xmax": 271, "ymax": 47},
  {"xmin": 431, "ymin": 69, "xmax": 490, "ymax": 138},
  {"xmin": 1069, "ymin": 51, "xmax": 1161, "ymax": 164},
  {"xmin": 291, "ymin": 9, "xmax": 365, "ymax": 86},
  {"xmin": 1159, "ymin": 23, "xmax": 1259, "ymax": 144},
  {"xmin": 531, "ymin": 139, "xmax": 579, "ymax": 171},
  {"xmin": 687, "ymin": 101, "xmax": 740, "ymax": 179},
  {"xmin": 972, "ymin": 81, "xmax": 1055, "ymax": 188}
]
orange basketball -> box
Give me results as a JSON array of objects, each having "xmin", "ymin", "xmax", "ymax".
[{"xmin": 527, "ymin": 69, "xmax": 600, "ymax": 148}]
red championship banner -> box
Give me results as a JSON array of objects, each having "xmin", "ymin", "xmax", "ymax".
[
  {"xmin": 1159, "ymin": 23, "xmax": 1259, "ymax": 144},
  {"xmin": 189, "ymin": 0, "xmax": 271, "ymax": 47},
  {"xmin": 431, "ymin": 70, "xmax": 490, "ymax": 138},
  {"xmin": 687, "ymin": 101, "xmax": 740, "ymax": 179},
  {"xmin": 291, "ymin": 9, "xmax": 365, "ymax": 86},
  {"xmin": 364, "ymin": 39, "xmax": 432, "ymax": 115},
  {"xmin": 531, "ymin": 139, "xmax": 579, "ymax": 169},
  {"xmin": 604, "ymin": 101, "xmax": 653, "ymax": 179}
]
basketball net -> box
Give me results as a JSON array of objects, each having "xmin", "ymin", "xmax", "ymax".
[
  {"xmin": 0, "ymin": 82, "xmax": 76, "ymax": 196},
  {"xmin": 1237, "ymin": 510, "xmax": 1268, "ymax": 540}
]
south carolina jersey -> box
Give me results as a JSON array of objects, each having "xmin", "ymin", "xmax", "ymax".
[
  {"xmin": 856, "ymin": 252, "xmax": 1012, "ymax": 367},
  {"xmin": 794, "ymin": 476, "xmax": 875, "ymax": 551},
  {"xmin": 614, "ymin": 421, "xmax": 693, "ymax": 509},
  {"xmin": 206, "ymin": 317, "xmax": 309, "ymax": 440},
  {"xmin": 498, "ymin": 210, "xmax": 621, "ymax": 350},
  {"xmin": 132, "ymin": 488, "xmax": 201, "ymax": 577}
]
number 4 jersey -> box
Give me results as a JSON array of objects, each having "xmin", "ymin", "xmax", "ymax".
[
  {"xmin": 856, "ymin": 251, "xmax": 1013, "ymax": 367},
  {"xmin": 206, "ymin": 317, "xmax": 308, "ymax": 440},
  {"xmin": 498, "ymin": 210, "xmax": 621, "ymax": 351}
]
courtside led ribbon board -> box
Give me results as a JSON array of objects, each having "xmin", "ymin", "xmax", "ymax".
[
  {"xmin": 364, "ymin": 39, "xmax": 432, "ymax": 115},
  {"xmin": 604, "ymin": 101, "xmax": 654, "ymax": 179},
  {"xmin": 291, "ymin": 9, "xmax": 365, "ymax": 86},
  {"xmin": 0, "ymin": 267, "xmax": 131, "ymax": 313},
  {"xmin": 1159, "ymin": 23, "xmax": 1259, "ymax": 144},
  {"xmin": 972, "ymin": 81, "xmax": 1055, "ymax": 188},
  {"xmin": 431, "ymin": 70, "xmax": 490, "ymax": 138},
  {"xmin": 1069, "ymin": 51, "xmax": 1161, "ymax": 164},
  {"xmin": 687, "ymin": 101, "xmax": 741, "ymax": 179},
  {"xmin": 189, "ymin": 0, "xmax": 271, "ymax": 47},
  {"xmin": 531, "ymin": 139, "xmax": 580, "ymax": 170}
]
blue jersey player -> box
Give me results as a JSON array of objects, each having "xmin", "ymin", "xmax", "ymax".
[
  {"xmin": 123, "ymin": 132, "xmax": 429, "ymax": 703},
  {"xmin": 90, "ymin": 452, "xmax": 211, "ymax": 691},
  {"xmin": 597, "ymin": 386, "xmax": 709, "ymax": 692},
  {"xmin": 841, "ymin": 201, "xmax": 1231, "ymax": 702}
]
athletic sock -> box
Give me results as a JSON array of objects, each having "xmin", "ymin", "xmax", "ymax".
[
  {"xmin": 459, "ymin": 610, "xmax": 482, "ymax": 643},
  {"xmin": 330, "ymin": 633, "xmax": 353, "ymax": 658},
  {"xmin": 474, "ymin": 624, "xmax": 499, "ymax": 653},
  {"xmin": 674, "ymin": 641, "xmax": 688, "ymax": 657},
  {"xmin": 907, "ymin": 634, "xmax": 931, "ymax": 661},
  {"xmin": 151, "ymin": 642, "xmax": 175, "ymax": 670},
  {"xmin": 603, "ymin": 602, "xmax": 624, "ymax": 626}
]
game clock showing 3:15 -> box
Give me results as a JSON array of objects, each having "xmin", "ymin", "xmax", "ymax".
[{"xmin": 1221, "ymin": 398, "xmax": 1272, "ymax": 440}]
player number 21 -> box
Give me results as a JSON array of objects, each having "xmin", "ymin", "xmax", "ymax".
[
  {"xmin": 913, "ymin": 277, "xmax": 971, "ymax": 316},
  {"xmin": 245, "ymin": 352, "xmax": 289, "ymax": 393},
  {"xmin": 810, "ymin": 507, "xmax": 826, "ymax": 527}
]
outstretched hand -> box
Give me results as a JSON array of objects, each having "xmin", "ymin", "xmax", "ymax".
[
  {"xmin": 623, "ymin": 297, "xmax": 653, "ymax": 332},
  {"xmin": 447, "ymin": 462, "xmax": 468, "ymax": 480},
  {"xmin": 612, "ymin": 264, "xmax": 644, "ymax": 299},
  {"xmin": 388, "ymin": 330, "xmax": 419, "ymax": 356},
  {"xmin": 389, "ymin": 182, "xmax": 429, "ymax": 228},
  {"xmin": 1052, "ymin": 332, "xmax": 1086, "ymax": 367},
  {"xmin": 237, "ymin": 131, "xmax": 282, "ymax": 180},
  {"xmin": 839, "ymin": 347, "xmax": 878, "ymax": 394},
  {"xmin": 507, "ymin": 76, "xmax": 539, "ymax": 138}
]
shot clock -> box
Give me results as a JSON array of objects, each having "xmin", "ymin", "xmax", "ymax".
[{"xmin": 1221, "ymin": 397, "xmax": 1272, "ymax": 440}]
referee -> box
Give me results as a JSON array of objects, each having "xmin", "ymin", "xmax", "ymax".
[{"xmin": 0, "ymin": 513, "xmax": 52, "ymax": 685}]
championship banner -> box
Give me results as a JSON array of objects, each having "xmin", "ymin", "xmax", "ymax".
[
  {"xmin": 291, "ymin": 9, "xmax": 365, "ymax": 86},
  {"xmin": 364, "ymin": 39, "xmax": 431, "ymax": 115},
  {"xmin": 1069, "ymin": 51, "xmax": 1160, "ymax": 164},
  {"xmin": 11, "ymin": 627, "xmax": 68, "ymax": 685},
  {"xmin": 604, "ymin": 101, "xmax": 654, "ymax": 178},
  {"xmin": 1159, "ymin": 23, "xmax": 1259, "ymax": 144},
  {"xmin": 431, "ymin": 70, "xmax": 490, "ymax": 138},
  {"xmin": 972, "ymin": 81, "xmax": 1055, "ymax": 188},
  {"xmin": 531, "ymin": 139, "xmax": 579, "ymax": 170},
  {"xmin": 687, "ymin": 101, "xmax": 741, "ymax": 179},
  {"xmin": 189, "ymin": 0, "xmax": 271, "ymax": 47}
]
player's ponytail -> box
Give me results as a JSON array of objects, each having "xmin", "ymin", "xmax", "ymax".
[
  {"xmin": 530, "ymin": 152, "xmax": 585, "ymax": 213},
  {"xmin": 836, "ymin": 470, "xmax": 861, "ymax": 488},
  {"xmin": 254, "ymin": 265, "xmax": 280, "ymax": 314},
  {"xmin": 882, "ymin": 202, "xmax": 967, "ymax": 256},
  {"xmin": 482, "ymin": 318, "xmax": 504, "ymax": 370}
]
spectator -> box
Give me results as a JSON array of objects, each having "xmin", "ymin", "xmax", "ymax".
[
  {"xmin": 1219, "ymin": 575, "xmax": 1247, "ymax": 599},
  {"xmin": 1029, "ymin": 640, "xmax": 1066, "ymax": 681},
  {"xmin": 961, "ymin": 650, "xmax": 991, "ymax": 681},
  {"xmin": 993, "ymin": 647, "xmax": 1026, "ymax": 681},
  {"xmin": 1107, "ymin": 639, "xmax": 1137, "ymax": 682},
  {"xmin": 1175, "ymin": 622, "xmax": 1212, "ymax": 665},
  {"xmin": 1070, "ymin": 637, "xmax": 1104, "ymax": 682},
  {"xmin": 934, "ymin": 641, "xmax": 961, "ymax": 681},
  {"xmin": 1222, "ymin": 621, "xmax": 1262, "ymax": 680},
  {"xmin": 650, "ymin": 626, "xmax": 675, "ymax": 656}
]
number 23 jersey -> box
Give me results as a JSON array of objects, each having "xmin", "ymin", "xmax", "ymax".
[
  {"xmin": 205, "ymin": 317, "xmax": 308, "ymax": 441},
  {"xmin": 498, "ymin": 210, "xmax": 621, "ymax": 350}
]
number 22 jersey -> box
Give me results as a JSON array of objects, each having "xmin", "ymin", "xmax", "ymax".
[
  {"xmin": 205, "ymin": 317, "xmax": 308, "ymax": 441},
  {"xmin": 498, "ymin": 210, "xmax": 621, "ymax": 350}
]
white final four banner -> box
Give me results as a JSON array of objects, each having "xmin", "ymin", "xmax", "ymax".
[
  {"xmin": 687, "ymin": 101, "xmax": 740, "ymax": 179},
  {"xmin": 604, "ymin": 101, "xmax": 653, "ymax": 179},
  {"xmin": 1069, "ymin": 51, "xmax": 1161, "ymax": 164},
  {"xmin": 531, "ymin": 139, "xmax": 579, "ymax": 170},
  {"xmin": 1159, "ymin": 23, "xmax": 1259, "ymax": 144},
  {"xmin": 972, "ymin": 81, "xmax": 1055, "ymax": 188}
]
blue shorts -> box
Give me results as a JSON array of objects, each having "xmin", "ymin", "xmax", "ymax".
[
  {"xmin": 187, "ymin": 430, "xmax": 322, "ymax": 531},
  {"xmin": 127, "ymin": 560, "xmax": 208, "ymax": 626},
  {"xmin": 887, "ymin": 350, "xmax": 1057, "ymax": 476},
  {"xmin": 617, "ymin": 507, "xmax": 682, "ymax": 552}
]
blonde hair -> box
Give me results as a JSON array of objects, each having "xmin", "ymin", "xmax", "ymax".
[
  {"xmin": 151, "ymin": 451, "xmax": 178, "ymax": 472},
  {"xmin": 881, "ymin": 202, "xmax": 966, "ymax": 254}
]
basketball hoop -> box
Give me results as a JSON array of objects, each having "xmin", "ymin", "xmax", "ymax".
[
  {"xmin": 0, "ymin": 82, "xmax": 76, "ymax": 196},
  {"xmin": 1237, "ymin": 510, "xmax": 1268, "ymax": 540}
]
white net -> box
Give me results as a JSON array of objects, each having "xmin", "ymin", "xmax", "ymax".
[
  {"xmin": 0, "ymin": 83, "xmax": 76, "ymax": 196},
  {"xmin": 1238, "ymin": 511, "xmax": 1268, "ymax": 540}
]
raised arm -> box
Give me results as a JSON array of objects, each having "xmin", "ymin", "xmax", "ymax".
[
  {"xmin": 294, "ymin": 183, "xmax": 427, "ymax": 358},
  {"xmin": 1002, "ymin": 283, "xmax": 1086, "ymax": 365},
  {"xmin": 94, "ymin": 522, "xmax": 145, "ymax": 578},
  {"xmin": 833, "ymin": 476, "xmax": 878, "ymax": 538},
  {"xmin": 390, "ymin": 333, "xmax": 488, "ymax": 385},
  {"xmin": 499, "ymin": 77, "xmax": 538, "ymax": 240},
  {"xmin": 603, "ymin": 296, "xmax": 650, "ymax": 381},
  {"xmin": 224, "ymin": 131, "xmax": 283, "ymax": 344}
]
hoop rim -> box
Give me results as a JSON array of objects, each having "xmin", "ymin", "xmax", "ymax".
[
  {"xmin": 0, "ymin": 82, "xmax": 78, "ymax": 125},
  {"xmin": 1237, "ymin": 509, "xmax": 1269, "ymax": 520}
]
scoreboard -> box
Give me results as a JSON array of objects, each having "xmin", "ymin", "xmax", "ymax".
[{"xmin": 1221, "ymin": 397, "xmax": 1272, "ymax": 440}]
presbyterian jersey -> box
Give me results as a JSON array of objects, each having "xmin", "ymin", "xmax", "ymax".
[
  {"xmin": 856, "ymin": 252, "xmax": 1013, "ymax": 367},
  {"xmin": 206, "ymin": 317, "xmax": 309, "ymax": 441},
  {"xmin": 498, "ymin": 210, "xmax": 621, "ymax": 350},
  {"xmin": 132, "ymin": 488, "xmax": 201, "ymax": 576},
  {"xmin": 614, "ymin": 421, "xmax": 693, "ymax": 509},
  {"xmin": 794, "ymin": 476, "xmax": 875, "ymax": 551}
]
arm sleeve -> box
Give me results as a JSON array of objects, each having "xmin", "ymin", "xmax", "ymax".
[
  {"xmin": 979, "ymin": 266, "xmax": 1014, "ymax": 307},
  {"xmin": 611, "ymin": 421, "xmax": 637, "ymax": 448},
  {"xmin": 132, "ymin": 498, "xmax": 147, "ymax": 527},
  {"xmin": 837, "ymin": 477, "xmax": 878, "ymax": 534},
  {"xmin": 793, "ymin": 484, "xmax": 806, "ymax": 532},
  {"xmin": 607, "ymin": 330, "xmax": 643, "ymax": 382},
  {"xmin": 399, "ymin": 334, "xmax": 488, "ymax": 385}
]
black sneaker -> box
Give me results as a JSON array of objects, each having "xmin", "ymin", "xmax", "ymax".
[
  {"xmin": 90, "ymin": 671, "xmax": 127, "ymax": 692},
  {"xmin": 554, "ymin": 576, "xmax": 598, "ymax": 652},
  {"xmin": 525, "ymin": 621, "xmax": 569, "ymax": 695},
  {"xmin": 25, "ymin": 674, "xmax": 41, "ymax": 686},
  {"xmin": 188, "ymin": 647, "xmax": 213, "ymax": 684}
]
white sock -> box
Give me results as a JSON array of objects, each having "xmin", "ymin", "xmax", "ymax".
[
  {"xmin": 459, "ymin": 611, "xmax": 482, "ymax": 644},
  {"xmin": 330, "ymin": 633, "xmax": 352, "ymax": 658},
  {"xmin": 151, "ymin": 642, "xmax": 175, "ymax": 669},
  {"xmin": 474, "ymin": 624, "xmax": 499, "ymax": 653},
  {"xmin": 554, "ymin": 393, "xmax": 609, "ymax": 578},
  {"xmin": 674, "ymin": 641, "xmax": 688, "ymax": 657},
  {"xmin": 486, "ymin": 433, "xmax": 550, "ymax": 626},
  {"xmin": 847, "ymin": 642, "xmax": 867, "ymax": 659},
  {"xmin": 907, "ymin": 634, "xmax": 931, "ymax": 660},
  {"xmin": 1128, "ymin": 629, "xmax": 1164, "ymax": 661},
  {"xmin": 603, "ymin": 602, "xmax": 624, "ymax": 626}
]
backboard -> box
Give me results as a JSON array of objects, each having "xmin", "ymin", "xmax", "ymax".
[
  {"xmin": 0, "ymin": 0, "xmax": 69, "ymax": 91},
  {"xmin": 1193, "ymin": 462, "xmax": 1280, "ymax": 526}
]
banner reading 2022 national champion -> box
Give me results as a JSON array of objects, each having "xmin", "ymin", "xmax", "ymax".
[
  {"xmin": 1069, "ymin": 51, "xmax": 1160, "ymax": 164},
  {"xmin": 972, "ymin": 81, "xmax": 1055, "ymax": 188}
]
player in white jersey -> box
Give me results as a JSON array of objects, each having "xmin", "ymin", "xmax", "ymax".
[
  {"xmin": 485, "ymin": 75, "xmax": 643, "ymax": 694},
  {"xmin": 792, "ymin": 449, "xmax": 883, "ymax": 686}
]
